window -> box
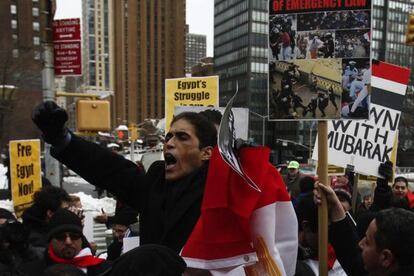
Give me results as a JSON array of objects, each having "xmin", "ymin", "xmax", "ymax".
[
  {"xmin": 33, "ymin": 22, "xmax": 40, "ymax": 31},
  {"xmin": 34, "ymin": 51, "xmax": 41, "ymax": 60},
  {"xmin": 32, "ymin": 8, "xmax": 39, "ymax": 17},
  {"xmin": 10, "ymin": 5, "xmax": 17, "ymax": 14},
  {"xmin": 33, "ymin": 36, "xmax": 40, "ymax": 45},
  {"xmin": 12, "ymin": 49, "xmax": 19, "ymax": 58},
  {"xmin": 11, "ymin": 20, "xmax": 17, "ymax": 29}
]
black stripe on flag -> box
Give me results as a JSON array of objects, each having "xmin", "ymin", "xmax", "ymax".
[{"xmin": 371, "ymin": 87, "xmax": 405, "ymax": 111}]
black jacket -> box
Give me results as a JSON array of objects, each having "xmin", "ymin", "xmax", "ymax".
[{"xmin": 52, "ymin": 134, "xmax": 208, "ymax": 253}]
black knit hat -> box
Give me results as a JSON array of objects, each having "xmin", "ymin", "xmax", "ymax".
[
  {"xmin": 48, "ymin": 209, "xmax": 83, "ymax": 241},
  {"xmin": 111, "ymin": 211, "xmax": 138, "ymax": 227},
  {"xmin": 107, "ymin": 244, "xmax": 186, "ymax": 276},
  {"xmin": 0, "ymin": 208, "xmax": 16, "ymax": 220}
]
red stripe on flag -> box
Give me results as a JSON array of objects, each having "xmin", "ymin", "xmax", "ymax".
[{"xmin": 372, "ymin": 62, "xmax": 411, "ymax": 85}]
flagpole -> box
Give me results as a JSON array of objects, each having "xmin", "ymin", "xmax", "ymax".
[{"xmin": 317, "ymin": 121, "xmax": 328, "ymax": 276}]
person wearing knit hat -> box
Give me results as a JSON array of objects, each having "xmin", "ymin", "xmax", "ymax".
[
  {"xmin": 23, "ymin": 209, "xmax": 111, "ymax": 276},
  {"xmin": 107, "ymin": 211, "xmax": 139, "ymax": 261},
  {"xmin": 106, "ymin": 244, "xmax": 186, "ymax": 276},
  {"xmin": 283, "ymin": 160, "xmax": 304, "ymax": 199}
]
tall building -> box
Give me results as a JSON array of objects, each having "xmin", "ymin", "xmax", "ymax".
[
  {"xmin": 0, "ymin": 0, "xmax": 43, "ymax": 149},
  {"xmin": 82, "ymin": 0, "xmax": 112, "ymax": 93},
  {"xmin": 185, "ymin": 29, "xmax": 207, "ymax": 75},
  {"xmin": 214, "ymin": 0, "xmax": 269, "ymax": 143},
  {"xmin": 371, "ymin": 0, "xmax": 414, "ymax": 166},
  {"xmin": 112, "ymin": 1, "xmax": 186, "ymax": 126}
]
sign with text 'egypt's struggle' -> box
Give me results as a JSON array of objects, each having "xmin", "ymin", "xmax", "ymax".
[
  {"xmin": 313, "ymin": 61, "xmax": 410, "ymax": 177},
  {"xmin": 165, "ymin": 76, "xmax": 219, "ymax": 131},
  {"xmin": 9, "ymin": 140, "xmax": 42, "ymax": 218}
]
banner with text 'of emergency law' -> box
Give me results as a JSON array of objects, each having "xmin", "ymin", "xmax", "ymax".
[
  {"xmin": 313, "ymin": 61, "xmax": 411, "ymax": 177},
  {"xmin": 269, "ymin": 0, "xmax": 372, "ymax": 120},
  {"xmin": 9, "ymin": 139, "xmax": 42, "ymax": 218},
  {"xmin": 165, "ymin": 76, "xmax": 219, "ymax": 131}
]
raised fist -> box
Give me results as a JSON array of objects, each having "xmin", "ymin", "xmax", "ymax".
[{"xmin": 32, "ymin": 101, "xmax": 68, "ymax": 145}]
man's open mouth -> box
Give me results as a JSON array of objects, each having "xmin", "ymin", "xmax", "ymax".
[{"xmin": 164, "ymin": 153, "xmax": 177, "ymax": 170}]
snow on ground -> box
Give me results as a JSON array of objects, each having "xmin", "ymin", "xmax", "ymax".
[{"xmin": 0, "ymin": 164, "xmax": 8, "ymax": 190}]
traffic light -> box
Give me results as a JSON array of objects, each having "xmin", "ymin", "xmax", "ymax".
[
  {"xmin": 115, "ymin": 126, "xmax": 129, "ymax": 142},
  {"xmin": 406, "ymin": 13, "xmax": 414, "ymax": 46}
]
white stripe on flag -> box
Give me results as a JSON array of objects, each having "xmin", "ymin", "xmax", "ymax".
[{"xmin": 371, "ymin": 76, "xmax": 407, "ymax": 96}]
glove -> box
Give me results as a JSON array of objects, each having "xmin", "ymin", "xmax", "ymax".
[
  {"xmin": 32, "ymin": 101, "xmax": 68, "ymax": 146},
  {"xmin": 377, "ymin": 161, "xmax": 393, "ymax": 187}
]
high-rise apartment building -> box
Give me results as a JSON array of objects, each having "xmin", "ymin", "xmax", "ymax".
[
  {"xmin": 82, "ymin": 0, "xmax": 112, "ymax": 92},
  {"xmin": 371, "ymin": 0, "xmax": 414, "ymax": 165},
  {"xmin": 214, "ymin": 0, "xmax": 269, "ymax": 143},
  {"xmin": 0, "ymin": 0, "xmax": 43, "ymax": 148},
  {"xmin": 186, "ymin": 30, "xmax": 207, "ymax": 75},
  {"xmin": 112, "ymin": 1, "xmax": 185, "ymax": 126}
]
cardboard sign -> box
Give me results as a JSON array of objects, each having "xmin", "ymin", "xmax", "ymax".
[
  {"xmin": 165, "ymin": 76, "xmax": 219, "ymax": 131},
  {"xmin": 268, "ymin": 0, "xmax": 372, "ymax": 120},
  {"xmin": 313, "ymin": 62, "xmax": 410, "ymax": 177},
  {"xmin": 9, "ymin": 140, "xmax": 42, "ymax": 217}
]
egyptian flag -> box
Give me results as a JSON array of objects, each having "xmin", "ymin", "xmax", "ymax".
[{"xmin": 181, "ymin": 146, "xmax": 298, "ymax": 276}]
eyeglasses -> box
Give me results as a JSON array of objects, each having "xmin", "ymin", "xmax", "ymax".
[{"xmin": 54, "ymin": 232, "xmax": 82, "ymax": 242}]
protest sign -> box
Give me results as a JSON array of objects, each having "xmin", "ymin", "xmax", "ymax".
[
  {"xmin": 165, "ymin": 76, "xmax": 218, "ymax": 131},
  {"xmin": 268, "ymin": 0, "xmax": 371, "ymax": 120},
  {"xmin": 9, "ymin": 140, "xmax": 42, "ymax": 217},
  {"xmin": 313, "ymin": 61, "xmax": 411, "ymax": 177}
]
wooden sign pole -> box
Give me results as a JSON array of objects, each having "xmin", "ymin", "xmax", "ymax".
[{"xmin": 317, "ymin": 121, "xmax": 328, "ymax": 276}]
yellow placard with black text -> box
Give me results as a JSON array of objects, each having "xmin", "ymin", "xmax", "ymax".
[
  {"xmin": 9, "ymin": 140, "xmax": 42, "ymax": 218},
  {"xmin": 165, "ymin": 76, "xmax": 219, "ymax": 132}
]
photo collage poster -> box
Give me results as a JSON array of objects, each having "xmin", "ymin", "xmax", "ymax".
[{"xmin": 268, "ymin": 0, "xmax": 372, "ymax": 120}]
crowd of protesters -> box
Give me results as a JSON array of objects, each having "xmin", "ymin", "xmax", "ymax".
[{"xmin": 0, "ymin": 101, "xmax": 413, "ymax": 275}]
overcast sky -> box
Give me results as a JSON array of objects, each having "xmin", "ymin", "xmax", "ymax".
[{"xmin": 54, "ymin": 0, "xmax": 214, "ymax": 56}]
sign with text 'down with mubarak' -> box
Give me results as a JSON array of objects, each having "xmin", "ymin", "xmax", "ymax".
[{"xmin": 312, "ymin": 61, "xmax": 410, "ymax": 177}]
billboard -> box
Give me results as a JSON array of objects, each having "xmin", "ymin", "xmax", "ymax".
[
  {"xmin": 268, "ymin": 0, "xmax": 371, "ymax": 120},
  {"xmin": 53, "ymin": 18, "xmax": 82, "ymax": 76},
  {"xmin": 165, "ymin": 76, "xmax": 219, "ymax": 131}
]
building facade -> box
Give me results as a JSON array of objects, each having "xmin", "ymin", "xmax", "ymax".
[
  {"xmin": 371, "ymin": 0, "xmax": 414, "ymax": 166},
  {"xmin": 112, "ymin": 0, "xmax": 185, "ymax": 126},
  {"xmin": 0, "ymin": 0, "xmax": 43, "ymax": 150},
  {"xmin": 82, "ymin": 0, "xmax": 112, "ymax": 93},
  {"xmin": 185, "ymin": 30, "xmax": 207, "ymax": 75},
  {"xmin": 214, "ymin": 0, "xmax": 269, "ymax": 143}
]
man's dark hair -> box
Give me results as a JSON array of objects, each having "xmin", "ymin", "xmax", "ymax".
[
  {"xmin": 295, "ymin": 192, "xmax": 318, "ymax": 232},
  {"xmin": 375, "ymin": 208, "xmax": 414, "ymax": 267},
  {"xmin": 33, "ymin": 186, "xmax": 71, "ymax": 214},
  {"xmin": 42, "ymin": 264, "xmax": 86, "ymax": 276},
  {"xmin": 299, "ymin": 176, "xmax": 315, "ymax": 194},
  {"xmin": 199, "ymin": 109, "xmax": 222, "ymax": 127},
  {"xmin": 393, "ymin": 176, "xmax": 408, "ymax": 187},
  {"xmin": 170, "ymin": 112, "xmax": 217, "ymax": 149}
]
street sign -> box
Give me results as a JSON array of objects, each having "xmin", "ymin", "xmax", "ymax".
[
  {"xmin": 52, "ymin": 18, "xmax": 81, "ymax": 41},
  {"xmin": 54, "ymin": 41, "xmax": 82, "ymax": 76},
  {"xmin": 53, "ymin": 18, "xmax": 82, "ymax": 76}
]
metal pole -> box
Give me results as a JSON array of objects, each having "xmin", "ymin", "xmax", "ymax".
[
  {"xmin": 262, "ymin": 117, "xmax": 265, "ymax": 145},
  {"xmin": 41, "ymin": 0, "xmax": 60, "ymax": 187}
]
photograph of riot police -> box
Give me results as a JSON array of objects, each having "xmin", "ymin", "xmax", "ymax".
[
  {"xmin": 269, "ymin": 14, "xmax": 298, "ymax": 61},
  {"xmin": 335, "ymin": 29, "xmax": 371, "ymax": 58},
  {"xmin": 269, "ymin": 60, "xmax": 342, "ymax": 120},
  {"xmin": 341, "ymin": 58, "xmax": 371, "ymax": 119}
]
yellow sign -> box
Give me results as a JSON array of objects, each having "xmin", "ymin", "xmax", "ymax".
[
  {"xmin": 9, "ymin": 140, "xmax": 42, "ymax": 218},
  {"xmin": 328, "ymin": 164, "xmax": 345, "ymax": 176},
  {"xmin": 165, "ymin": 76, "xmax": 219, "ymax": 131}
]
